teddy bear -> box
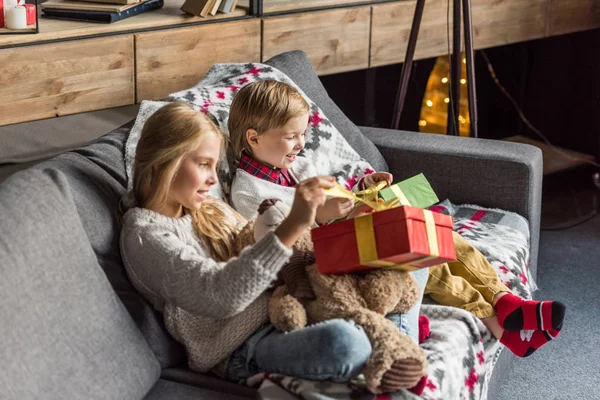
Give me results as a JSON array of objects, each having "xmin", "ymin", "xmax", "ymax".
[{"xmin": 234, "ymin": 200, "xmax": 428, "ymax": 394}]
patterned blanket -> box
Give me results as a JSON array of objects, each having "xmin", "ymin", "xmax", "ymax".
[
  {"xmin": 123, "ymin": 63, "xmax": 537, "ymax": 400},
  {"xmin": 252, "ymin": 200, "xmax": 536, "ymax": 400}
]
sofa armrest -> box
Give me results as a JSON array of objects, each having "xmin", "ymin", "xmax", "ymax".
[{"xmin": 360, "ymin": 126, "xmax": 543, "ymax": 278}]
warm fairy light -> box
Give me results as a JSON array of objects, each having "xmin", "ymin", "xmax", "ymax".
[
  {"xmin": 460, "ymin": 79, "xmax": 466, "ymax": 85},
  {"xmin": 426, "ymin": 100, "xmax": 433, "ymax": 107},
  {"xmin": 441, "ymin": 77, "xmax": 448, "ymax": 83},
  {"xmin": 444, "ymin": 97, "xmax": 450, "ymax": 103},
  {"xmin": 458, "ymin": 115, "xmax": 466, "ymax": 123},
  {"xmin": 463, "ymin": 58, "xmax": 466, "ymax": 64},
  {"xmin": 419, "ymin": 119, "xmax": 427, "ymax": 127}
]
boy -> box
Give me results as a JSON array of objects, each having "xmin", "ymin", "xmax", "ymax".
[{"xmin": 227, "ymin": 80, "xmax": 565, "ymax": 374}]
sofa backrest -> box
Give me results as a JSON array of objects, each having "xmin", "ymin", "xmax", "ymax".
[
  {"xmin": 0, "ymin": 166, "xmax": 159, "ymax": 399},
  {"xmin": 34, "ymin": 124, "xmax": 187, "ymax": 370},
  {"xmin": 264, "ymin": 51, "xmax": 389, "ymax": 173}
]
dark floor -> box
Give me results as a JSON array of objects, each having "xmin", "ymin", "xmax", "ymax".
[{"xmin": 497, "ymin": 165, "xmax": 600, "ymax": 400}]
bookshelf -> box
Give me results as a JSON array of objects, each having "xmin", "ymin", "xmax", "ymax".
[
  {"xmin": 1, "ymin": 0, "xmax": 599, "ymax": 126},
  {"xmin": 0, "ymin": 0, "xmax": 249, "ymax": 48}
]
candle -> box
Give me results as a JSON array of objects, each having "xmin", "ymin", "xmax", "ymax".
[
  {"xmin": 5, "ymin": 0, "xmax": 19, "ymax": 9},
  {"xmin": 0, "ymin": 1, "xmax": 4, "ymax": 29},
  {"xmin": 5, "ymin": 5, "xmax": 27, "ymax": 29}
]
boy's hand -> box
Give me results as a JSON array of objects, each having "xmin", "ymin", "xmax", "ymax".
[
  {"xmin": 346, "ymin": 204, "xmax": 375, "ymax": 219},
  {"xmin": 362, "ymin": 172, "xmax": 393, "ymax": 189},
  {"xmin": 315, "ymin": 197, "xmax": 355, "ymax": 225}
]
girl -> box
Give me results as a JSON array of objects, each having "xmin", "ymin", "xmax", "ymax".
[
  {"xmin": 119, "ymin": 102, "xmax": 424, "ymax": 394},
  {"xmin": 228, "ymin": 80, "xmax": 566, "ymax": 359}
]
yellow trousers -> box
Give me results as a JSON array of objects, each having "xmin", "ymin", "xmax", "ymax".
[{"xmin": 424, "ymin": 232, "xmax": 510, "ymax": 319}]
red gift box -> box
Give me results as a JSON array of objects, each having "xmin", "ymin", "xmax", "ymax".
[
  {"xmin": 311, "ymin": 205, "xmax": 456, "ymax": 274},
  {"xmin": 23, "ymin": 4, "xmax": 36, "ymax": 25}
]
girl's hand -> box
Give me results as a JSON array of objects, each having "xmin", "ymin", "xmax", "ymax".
[
  {"xmin": 315, "ymin": 197, "xmax": 355, "ymax": 225},
  {"xmin": 275, "ymin": 176, "xmax": 335, "ymax": 247},
  {"xmin": 362, "ymin": 172, "xmax": 393, "ymax": 189}
]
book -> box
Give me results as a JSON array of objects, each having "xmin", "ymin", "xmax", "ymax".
[
  {"xmin": 41, "ymin": 0, "xmax": 142, "ymax": 13},
  {"xmin": 79, "ymin": 0, "xmax": 139, "ymax": 5},
  {"xmin": 217, "ymin": 0, "xmax": 235, "ymax": 13},
  {"xmin": 42, "ymin": 0, "xmax": 163, "ymax": 23},
  {"xmin": 208, "ymin": 0, "xmax": 221, "ymax": 16},
  {"xmin": 180, "ymin": 0, "xmax": 213, "ymax": 18}
]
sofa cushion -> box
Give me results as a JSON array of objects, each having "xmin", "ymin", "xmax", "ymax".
[
  {"xmin": 0, "ymin": 168, "xmax": 160, "ymax": 399},
  {"xmin": 263, "ymin": 51, "xmax": 388, "ymax": 173},
  {"xmin": 33, "ymin": 123, "xmax": 187, "ymax": 369}
]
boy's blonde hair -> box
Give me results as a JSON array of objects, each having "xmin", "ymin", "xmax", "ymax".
[
  {"xmin": 131, "ymin": 101, "xmax": 243, "ymax": 261},
  {"xmin": 228, "ymin": 80, "xmax": 310, "ymax": 162}
]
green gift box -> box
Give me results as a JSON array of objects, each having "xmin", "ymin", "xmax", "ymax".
[{"xmin": 378, "ymin": 173, "xmax": 439, "ymax": 209}]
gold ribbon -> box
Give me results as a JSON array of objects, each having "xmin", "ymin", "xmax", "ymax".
[
  {"xmin": 325, "ymin": 182, "xmax": 398, "ymax": 212},
  {"xmin": 389, "ymin": 185, "xmax": 410, "ymax": 206}
]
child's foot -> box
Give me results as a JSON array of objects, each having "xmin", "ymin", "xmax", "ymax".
[
  {"xmin": 496, "ymin": 293, "xmax": 566, "ymax": 331},
  {"xmin": 379, "ymin": 359, "xmax": 425, "ymax": 392},
  {"xmin": 500, "ymin": 329, "xmax": 560, "ymax": 357}
]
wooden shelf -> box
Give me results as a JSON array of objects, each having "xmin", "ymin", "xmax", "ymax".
[{"xmin": 0, "ymin": 0, "xmax": 248, "ymax": 48}]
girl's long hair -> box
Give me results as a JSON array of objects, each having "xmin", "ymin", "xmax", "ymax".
[{"xmin": 129, "ymin": 101, "xmax": 243, "ymax": 261}]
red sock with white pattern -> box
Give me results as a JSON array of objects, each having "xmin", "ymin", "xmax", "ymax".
[
  {"xmin": 500, "ymin": 328, "xmax": 560, "ymax": 357},
  {"xmin": 496, "ymin": 293, "xmax": 566, "ymax": 331}
]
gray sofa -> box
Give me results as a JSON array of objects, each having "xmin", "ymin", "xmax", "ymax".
[{"xmin": 0, "ymin": 51, "xmax": 542, "ymax": 399}]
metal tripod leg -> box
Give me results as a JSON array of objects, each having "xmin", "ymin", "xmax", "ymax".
[
  {"xmin": 392, "ymin": 0, "xmax": 426, "ymax": 131},
  {"xmin": 392, "ymin": 0, "xmax": 478, "ymax": 137}
]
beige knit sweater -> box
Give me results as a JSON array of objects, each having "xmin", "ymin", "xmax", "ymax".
[{"xmin": 120, "ymin": 204, "xmax": 292, "ymax": 372}]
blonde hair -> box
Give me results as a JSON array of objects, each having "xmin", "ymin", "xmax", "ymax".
[
  {"xmin": 228, "ymin": 80, "xmax": 310, "ymax": 163},
  {"xmin": 131, "ymin": 101, "xmax": 243, "ymax": 261}
]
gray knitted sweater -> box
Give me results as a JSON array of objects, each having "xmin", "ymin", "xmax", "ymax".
[{"xmin": 120, "ymin": 205, "xmax": 292, "ymax": 372}]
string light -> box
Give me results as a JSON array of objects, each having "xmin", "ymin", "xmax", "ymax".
[
  {"xmin": 419, "ymin": 52, "xmax": 470, "ymax": 136},
  {"xmin": 463, "ymin": 58, "xmax": 466, "ymax": 64}
]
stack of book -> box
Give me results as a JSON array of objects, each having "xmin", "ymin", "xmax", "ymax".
[
  {"xmin": 181, "ymin": 0, "xmax": 238, "ymax": 18},
  {"xmin": 41, "ymin": 0, "xmax": 164, "ymax": 23}
]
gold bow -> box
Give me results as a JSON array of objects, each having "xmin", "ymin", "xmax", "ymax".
[{"xmin": 325, "ymin": 182, "xmax": 399, "ymax": 212}]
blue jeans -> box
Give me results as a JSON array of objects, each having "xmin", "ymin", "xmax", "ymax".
[
  {"xmin": 227, "ymin": 269, "xmax": 429, "ymax": 382},
  {"xmin": 387, "ymin": 268, "xmax": 429, "ymax": 344}
]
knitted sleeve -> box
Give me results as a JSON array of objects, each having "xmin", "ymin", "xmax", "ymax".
[{"xmin": 121, "ymin": 226, "xmax": 292, "ymax": 319}]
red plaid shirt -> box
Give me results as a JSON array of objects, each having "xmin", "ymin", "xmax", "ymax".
[{"xmin": 239, "ymin": 154, "xmax": 296, "ymax": 187}]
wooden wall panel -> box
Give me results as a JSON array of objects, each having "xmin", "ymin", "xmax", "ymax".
[
  {"xmin": 371, "ymin": 0, "xmax": 454, "ymax": 68},
  {"xmin": 262, "ymin": 0, "xmax": 378, "ymax": 14},
  {"xmin": 548, "ymin": 0, "xmax": 600, "ymax": 36},
  {"xmin": 135, "ymin": 19, "xmax": 260, "ymax": 101},
  {"xmin": 0, "ymin": 35, "xmax": 134, "ymax": 126},
  {"xmin": 471, "ymin": 0, "xmax": 547, "ymax": 50},
  {"xmin": 371, "ymin": 0, "xmax": 547, "ymax": 68},
  {"xmin": 262, "ymin": 7, "xmax": 371, "ymax": 75}
]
